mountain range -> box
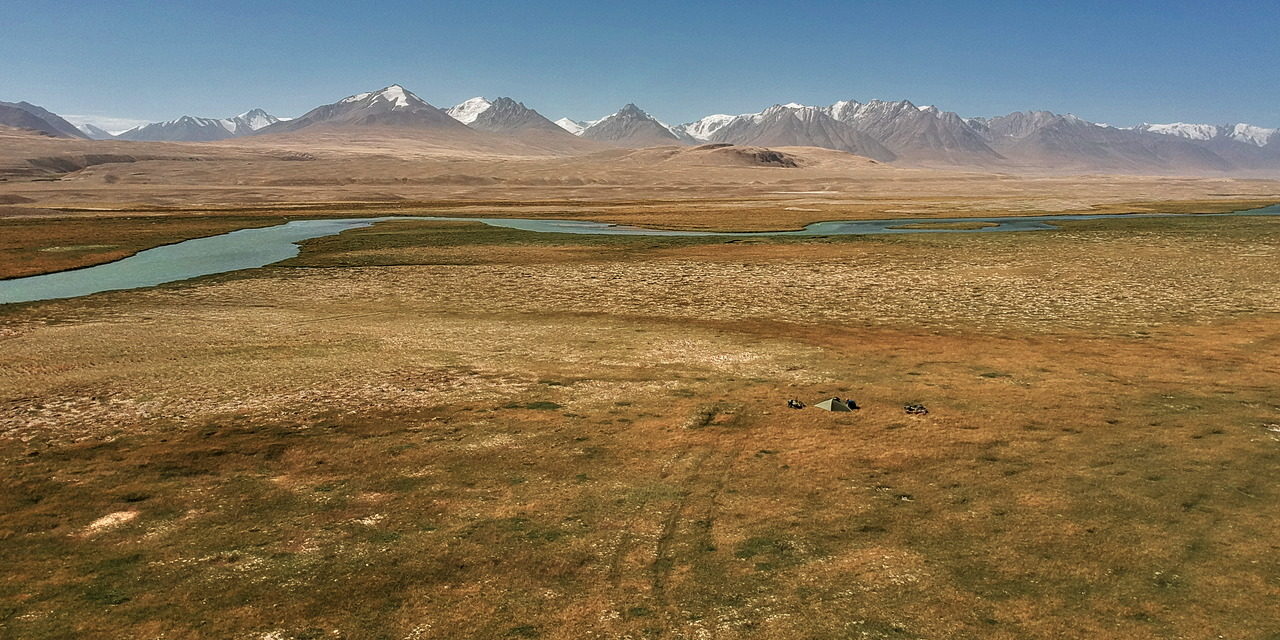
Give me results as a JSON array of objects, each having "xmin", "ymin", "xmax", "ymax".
[
  {"xmin": 0, "ymin": 101, "xmax": 89, "ymax": 139},
  {"xmin": 556, "ymin": 100, "xmax": 1277, "ymax": 173},
  {"xmin": 75, "ymin": 123, "xmax": 116, "ymax": 140},
  {"xmin": 445, "ymin": 96, "xmax": 574, "ymax": 136},
  {"xmin": 257, "ymin": 85, "xmax": 465, "ymax": 135},
  {"xmin": 3, "ymin": 85, "xmax": 1277, "ymax": 175},
  {"xmin": 116, "ymin": 109, "xmax": 281, "ymax": 141}
]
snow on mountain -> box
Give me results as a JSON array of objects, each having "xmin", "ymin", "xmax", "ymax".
[
  {"xmin": 705, "ymin": 102, "xmax": 896, "ymax": 161},
  {"xmin": 673, "ymin": 114, "xmax": 738, "ymax": 141},
  {"xmin": 40, "ymin": 81, "xmax": 1277, "ymax": 170},
  {"xmin": 255, "ymin": 84, "xmax": 467, "ymax": 135},
  {"xmin": 229, "ymin": 108, "xmax": 280, "ymax": 133},
  {"xmin": 1228, "ymin": 123, "xmax": 1276, "ymax": 146},
  {"xmin": 116, "ymin": 109, "xmax": 280, "ymax": 141},
  {"xmin": 61, "ymin": 114, "xmax": 153, "ymax": 135},
  {"xmin": 76, "ymin": 122, "xmax": 116, "ymax": 139},
  {"xmin": 464, "ymin": 97, "xmax": 569, "ymax": 135},
  {"xmin": 820, "ymin": 99, "xmax": 1002, "ymax": 163},
  {"xmin": 1134, "ymin": 122, "xmax": 1221, "ymax": 141},
  {"xmin": 447, "ymin": 97, "xmax": 492, "ymax": 124},
  {"xmin": 334, "ymin": 85, "xmax": 417, "ymax": 108},
  {"xmin": 580, "ymin": 104, "xmax": 681, "ymax": 146},
  {"xmin": 682, "ymin": 99, "xmax": 995, "ymax": 163},
  {"xmin": 381, "ymin": 85, "xmax": 411, "ymax": 108},
  {"xmin": 331, "ymin": 85, "xmax": 428, "ymax": 111},
  {"xmin": 1134, "ymin": 121, "xmax": 1277, "ymax": 147},
  {"xmin": 556, "ymin": 107, "xmax": 686, "ymax": 144},
  {"xmin": 554, "ymin": 118, "xmax": 588, "ymax": 135},
  {"xmin": 117, "ymin": 115, "xmax": 235, "ymax": 141}
]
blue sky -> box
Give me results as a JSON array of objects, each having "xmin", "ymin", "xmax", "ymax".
[{"xmin": 4, "ymin": 0, "xmax": 1278, "ymax": 130}]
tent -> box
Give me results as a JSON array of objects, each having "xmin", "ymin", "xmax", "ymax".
[{"xmin": 814, "ymin": 398, "xmax": 853, "ymax": 412}]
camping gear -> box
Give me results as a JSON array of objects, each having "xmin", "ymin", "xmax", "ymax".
[
  {"xmin": 815, "ymin": 397, "xmax": 853, "ymax": 412},
  {"xmin": 904, "ymin": 403, "xmax": 929, "ymax": 415}
]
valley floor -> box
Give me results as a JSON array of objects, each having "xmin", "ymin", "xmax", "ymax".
[{"xmin": 2, "ymin": 211, "xmax": 1279, "ymax": 639}]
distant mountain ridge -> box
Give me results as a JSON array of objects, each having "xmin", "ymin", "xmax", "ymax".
[
  {"xmin": 256, "ymin": 85, "xmax": 469, "ymax": 135},
  {"xmin": 1133, "ymin": 122, "xmax": 1277, "ymax": 147},
  {"xmin": 445, "ymin": 97, "xmax": 491, "ymax": 124},
  {"xmin": 0, "ymin": 101, "xmax": 88, "ymax": 139},
  {"xmin": 445, "ymin": 96, "xmax": 573, "ymax": 136},
  {"xmin": 701, "ymin": 103, "xmax": 896, "ymax": 162},
  {"xmin": 576, "ymin": 104, "xmax": 683, "ymax": 147},
  {"xmin": 7, "ymin": 86, "xmax": 1279, "ymax": 174},
  {"xmin": 117, "ymin": 108, "xmax": 281, "ymax": 142},
  {"xmin": 76, "ymin": 123, "xmax": 116, "ymax": 139},
  {"xmin": 655, "ymin": 101, "xmax": 1276, "ymax": 172}
]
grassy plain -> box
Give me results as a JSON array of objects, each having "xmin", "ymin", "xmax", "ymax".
[{"xmin": 2, "ymin": 208, "xmax": 1278, "ymax": 639}]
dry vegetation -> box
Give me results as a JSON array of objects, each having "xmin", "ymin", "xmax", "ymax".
[
  {"xmin": 2, "ymin": 126, "xmax": 1279, "ymax": 638},
  {"xmin": 2, "ymin": 210, "xmax": 1279, "ymax": 639},
  {"xmin": 4, "ymin": 127, "xmax": 1280, "ymax": 217}
]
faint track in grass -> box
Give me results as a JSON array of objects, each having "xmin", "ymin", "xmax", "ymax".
[
  {"xmin": 606, "ymin": 446, "xmax": 696, "ymax": 590},
  {"xmin": 650, "ymin": 447, "xmax": 714, "ymax": 604},
  {"xmin": 640, "ymin": 426, "xmax": 751, "ymax": 637}
]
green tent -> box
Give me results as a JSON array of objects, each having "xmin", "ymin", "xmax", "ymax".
[{"xmin": 814, "ymin": 398, "xmax": 853, "ymax": 412}]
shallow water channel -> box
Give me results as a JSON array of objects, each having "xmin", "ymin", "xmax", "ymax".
[{"xmin": 2, "ymin": 205, "xmax": 1277, "ymax": 304}]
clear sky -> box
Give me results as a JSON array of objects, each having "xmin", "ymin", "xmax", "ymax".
[{"xmin": 4, "ymin": 0, "xmax": 1278, "ymax": 131}]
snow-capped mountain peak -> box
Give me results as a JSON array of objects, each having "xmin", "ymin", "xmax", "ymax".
[
  {"xmin": 760, "ymin": 103, "xmax": 821, "ymax": 119},
  {"xmin": 255, "ymin": 84, "xmax": 463, "ymax": 134},
  {"xmin": 615, "ymin": 103, "xmax": 649, "ymax": 118},
  {"xmin": 1137, "ymin": 122, "xmax": 1220, "ymax": 140},
  {"xmin": 378, "ymin": 85, "xmax": 412, "ymax": 108},
  {"xmin": 113, "ymin": 108, "xmax": 281, "ymax": 141},
  {"xmin": 1229, "ymin": 122, "xmax": 1277, "ymax": 146},
  {"xmin": 1134, "ymin": 121, "xmax": 1276, "ymax": 146},
  {"xmin": 233, "ymin": 108, "xmax": 279, "ymax": 131},
  {"xmin": 75, "ymin": 122, "xmax": 116, "ymax": 139},
  {"xmin": 578, "ymin": 104, "xmax": 682, "ymax": 145},
  {"xmin": 554, "ymin": 117, "xmax": 588, "ymax": 135},
  {"xmin": 337, "ymin": 85, "xmax": 424, "ymax": 110},
  {"xmin": 674, "ymin": 114, "xmax": 736, "ymax": 141},
  {"xmin": 447, "ymin": 97, "xmax": 493, "ymax": 124}
]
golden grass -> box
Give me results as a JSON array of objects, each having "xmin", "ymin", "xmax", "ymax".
[
  {"xmin": 1, "ymin": 212, "xmax": 1278, "ymax": 639},
  {"xmin": 2, "ymin": 196, "xmax": 1276, "ymax": 279}
]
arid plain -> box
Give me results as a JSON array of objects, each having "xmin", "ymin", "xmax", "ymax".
[{"xmin": 2, "ymin": 127, "xmax": 1280, "ymax": 639}]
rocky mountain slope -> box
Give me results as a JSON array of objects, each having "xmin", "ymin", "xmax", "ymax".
[
  {"xmin": 0, "ymin": 101, "xmax": 88, "ymax": 139},
  {"xmin": 578, "ymin": 104, "xmax": 682, "ymax": 147},
  {"xmin": 256, "ymin": 85, "xmax": 468, "ymax": 135},
  {"xmin": 448, "ymin": 97, "xmax": 571, "ymax": 136},
  {"xmin": 6, "ymin": 86, "xmax": 1278, "ymax": 174},
  {"xmin": 75, "ymin": 123, "xmax": 116, "ymax": 139},
  {"xmin": 705, "ymin": 104, "xmax": 896, "ymax": 162},
  {"xmin": 118, "ymin": 109, "xmax": 280, "ymax": 142}
]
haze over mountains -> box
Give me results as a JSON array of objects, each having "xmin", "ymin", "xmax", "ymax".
[
  {"xmin": 553, "ymin": 99, "xmax": 1277, "ymax": 173},
  {"xmin": 117, "ymin": 109, "xmax": 282, "ymax": 142},
  {"xmin": 75, "ymin": 123, "xmax": 116, "ymax": 140},
  {"xmin": 4, "ymin": 84, "xmax": 1277, "ymax": 175}
]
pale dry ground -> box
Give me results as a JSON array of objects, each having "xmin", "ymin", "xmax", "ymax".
[
  {"xmin": 220, "ymin": 222, "xmax": 1280, "ymax": 332},
  {"xmin": 3, "ymin": 128, "xmax": 1279, "ymax": 229},
  {"xmin": 2, "ymin": 126, "xmax": 1280, "ymax": 638},
  {"xmin": 1, "ymin": 216, "xmax": 1279, "ymax": 639}
]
